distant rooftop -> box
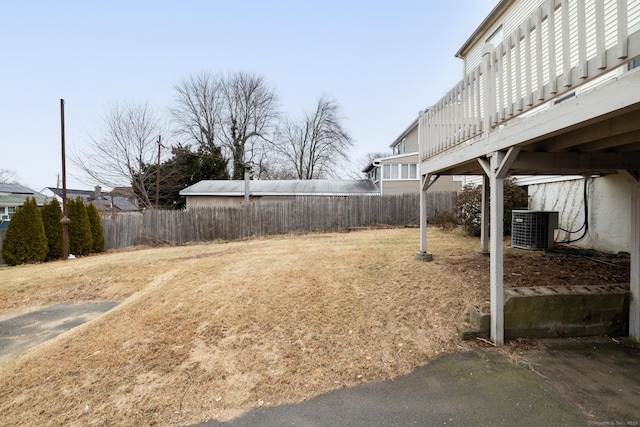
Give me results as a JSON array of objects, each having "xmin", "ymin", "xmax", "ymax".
[
  {"xmin": 47, "ymin": 187, "xmax": 140, "ymax": 212},
  {"xmin": 180, "ymin": 180, "xmax": 380, "ymax": 197},
  {"xmin": 0, "ymin": 183, "xmax": 48, "ymax": 206}
]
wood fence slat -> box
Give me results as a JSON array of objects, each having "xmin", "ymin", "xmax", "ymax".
[{"xmin": 91, "ymin": 193, "xmax": 456, "ymax": 251}]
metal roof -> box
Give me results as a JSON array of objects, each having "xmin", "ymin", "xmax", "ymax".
[
  {"xmin": 47, "ymin": 187, "xmax": 140, "ymax": 211},
  {"xmin": 0, "ymin": 183, "xmax": 37, "ymax": 195},
  {"xmin": 0, "ymin": 183, "xmax": 48, "ymax": 206},
  {"xmin": 180, "ymin": 180, "xmax": 380, "ymax": 197}
]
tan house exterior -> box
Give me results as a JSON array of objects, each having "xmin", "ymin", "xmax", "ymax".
[
  {"xmin": 363, "ymin": 118, "xmax": 462, "ymax": 195},
  {"xmin": 415, "ymin": 0, "xmax": 640, "ymax": 345}
]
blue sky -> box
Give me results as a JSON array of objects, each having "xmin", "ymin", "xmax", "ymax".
[{"xmin": 1, "ymin": 0, "xmax": 497, "ymax": 191}]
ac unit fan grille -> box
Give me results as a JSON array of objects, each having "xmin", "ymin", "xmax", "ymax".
[{"xmin": 511, "ymin": 211, "xmax": 558, "ymax": 250}]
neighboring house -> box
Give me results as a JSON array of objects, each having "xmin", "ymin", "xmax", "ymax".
[
  {"xmin": 363, "ymin": 118, "xmax": 462, "ymax": 195},
  {"xmin": 180, "ymin": 180, "xmax": 380, "ymax": 209},
  {"xmin": 44, "ymin": 186, "xmax": 140, "ymax": 213},
  {"xmin": 414, "ymin": 0, "xmax": 640, "ymax": 344},
  {"xmin": 0, "ymin": 183, "xmax": 49, "ymax": 229}
]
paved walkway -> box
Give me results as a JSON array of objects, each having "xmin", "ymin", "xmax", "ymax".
[
  {"xmin": 1, "ymin": 305, "xmax": 638, "ymax": 425},
  {"xmin": 0, "ymin": 301, "xmax": 118, "ymax": 364},
  {"xmin": 195, "ymin": 339, "xmax": 640, "ymax": 427}
]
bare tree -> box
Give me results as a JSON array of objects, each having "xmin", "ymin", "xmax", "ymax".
[
  {"xmin": 172, "ymin": 71, "xmax": 279, "ymax": 180},
  {"xmin": 219, "ymin": 72, "xmax": 279, "ymax": 179},
  {"xmin": 344, "ymin": 151, "xmax": 390, "ymax": 179},
  {"xmin": 171, "ymin": 72, "xmax": 222, "ymax": 154},
  {"xmin": 274, "ymin": 95, "xmax": 353, "ymax": 180},
  {"xmin": 73, "ymin": 101, "xmax": 166, "ymax": 208},
  {"xmin": 0, "ymin": 169, "xmax": 17, "ymax": 183}
]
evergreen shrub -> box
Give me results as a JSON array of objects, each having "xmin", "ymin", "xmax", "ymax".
[
  {"xmin": 67, "ymin": 197, "xmax": 93, "ymax": 256},
  {"xmin": 41, "ymin": 198, "xmax": 64, "ymax": 261},
  {"xmin": 456, "ymin": 178, "xmax": 529, "ymax": 237},
  {"xmin": 1, "ymin": 197, "xmax": 48, "ymax": 265},
  {"xmin": 86, "ymin": 203, "xmax": 105, "ymax": 253}
]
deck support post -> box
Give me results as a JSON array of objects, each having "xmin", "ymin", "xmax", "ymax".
[
  {"xmin": 620, "ymin": 170, "xmax": 640, "ymax": 343},
  {"xmin": 489, "ymin": 152, "xmax": 505, "ymax": 346},
  {"xmin": 480, "ymin": 174, "xmax": 490, "ymax": 254},
  {"xmin": 479, "ymin": 148, "xmax": 519, "ymax": 346},
  {"xmin": 416, "ymin": 173, "xmax": 433, "ymax": 262},
  {"xmin": 632, "ymin": 179, "xmax": 640, "ymax": 343}
]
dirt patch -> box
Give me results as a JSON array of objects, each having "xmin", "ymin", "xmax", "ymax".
[
  {"xmin": 435, "ymin": 246, "xmax": 629, "ymax": 289},
  {"xmin": 0, "ymin": 227, "xmax": 631, "ymax": 426}
]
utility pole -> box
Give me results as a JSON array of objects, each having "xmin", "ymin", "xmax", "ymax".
[
  {"xmin": 60, "ymin": 99, "xmax": 70, "ymax": 259},
  {"xmin": 156, "ymin": 135, "xmax": 162, "ymax": 209}
]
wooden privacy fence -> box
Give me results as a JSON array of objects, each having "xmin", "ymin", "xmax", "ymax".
[{"xmin": 101, "ymin": 193, "xmax": 457, "ymax": 251}]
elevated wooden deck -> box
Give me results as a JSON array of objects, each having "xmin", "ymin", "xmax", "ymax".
[
  {"xmin": 417, "ymin": 0, "xmax": 640, "ymax": 345},
  {"xmin": 419, "ymin": 0, "xmax": 640, "ymax": 177}
]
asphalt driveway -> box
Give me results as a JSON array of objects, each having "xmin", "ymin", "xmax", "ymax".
[
  {"xmin": 194, "ymin": 340, "xmax": 640, "ymax": 427},
  {"xmin": 0, "ymin": 301, "xmax": 118, "ymax": 364}
]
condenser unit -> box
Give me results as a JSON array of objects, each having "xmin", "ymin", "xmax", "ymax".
[{"xmin": 511, "ymin": 210, "xmax": 559, "ymax": 250}]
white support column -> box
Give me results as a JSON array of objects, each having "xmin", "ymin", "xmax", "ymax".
[
  {"xmin": 630, "ymin": 179, "xmax": 640, "ymax": 342},
  {"xmin": 617, "ymin": 169, "xmax": 639, "ymax": 343},
  {"xmin": 489, "ymin": 152, "xmax": 505, "ymax": 346},
  {"xmin": 416, "ymin": 174, "xmax": 433, "ymax": 262},
  {"xmin": 477, "ymin": 159, "xmax": 491, "ymax": 255},
  {"xmin": 481, "ymin": 174, "xmax": 490, "ymax": 254},
  {"xmin": 482, "ymin": 148, "xmax": 519, "ymax": 346}
]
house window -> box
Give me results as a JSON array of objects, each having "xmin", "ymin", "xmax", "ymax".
[
  {"xmin": 409, "ymin": 164, "xmax": 417, "ymax": 179},
  {"xmin": 401, "ymin": 138, "xmax": 407, "ymax": 154},
  {"xmin": 486, "ymin": 26, "xmax": 503, "ymax": 47},
  {"xmin": 382, "ymin": 164, "xmax": 391, "ymax": 180},
  {"xmin": 7, "ymin": 206, "xmax": 16, "ymax": 219},
  {"xmin": 368, "ymin": 168, "xmax": 379, "ymax": 182},
  {"xmin": 401, "ymin": 164, "xmax": 409, "ymax": 179},
  {"xmin": 630, "ymin": 57, "xmax": 640, "ymax": 70},
  {"xmin": 382, "ymin": 163, "xmax": 419, "ymax": 180},
  {"xmin": 391, "ymin": 164, "xmax": 399, "ymax": 179}
]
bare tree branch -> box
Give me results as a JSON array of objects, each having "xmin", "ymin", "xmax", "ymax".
[
  {"xmin": 0, "ymin": 169, "xmax": 17, "ymax": 184},
  {"xmin": 219, "ymin": 72, "xmax": 279, "ymax": 179},
  {"xmin": 273, "ymin": 95, "xmax": 353, "ymax": 179},
  {"xmin": 72, "ymin": 101, "xmax": 167, "ymax": 208},
  {"xmin": 171, "ymin": 71, "xmax": 279, "ymax": 180},
  {"xmin": 171, "ymin": 72, "xmax": 222, "ymax": 154},
  {"xmin": 343, "ymin": 151, "xmax": 390, "ymax": 179}
]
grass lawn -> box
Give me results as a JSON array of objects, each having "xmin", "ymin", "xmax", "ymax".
[{"xmin": 0, "ymin": 227, "xmax": 486, "ymax": 426}]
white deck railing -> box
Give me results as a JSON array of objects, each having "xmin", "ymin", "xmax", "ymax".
[{"xmin": 420, "ymin": 0, "xmax": 640, "ymax": 163}]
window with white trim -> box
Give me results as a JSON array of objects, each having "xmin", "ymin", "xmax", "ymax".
[
  {"xmin": 382, "ymin": 163, "xmax": 419, "ymax": 180},
  {"xmin": 410, "ymin": 164, "xmax": 417, "ymax": 179},
  {"xmin": 383, "ymin": 164, "xmax": 390, "ymax": 179}
]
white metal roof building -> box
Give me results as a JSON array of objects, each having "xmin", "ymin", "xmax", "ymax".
[{"xmin": 180, "ymin": 179, "xmax": 380, "ymax": 209}]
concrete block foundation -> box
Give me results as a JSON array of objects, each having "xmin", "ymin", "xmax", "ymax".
[{"xmin": 463, "ymin": 284, "xmax": 630, "ymax": 340}]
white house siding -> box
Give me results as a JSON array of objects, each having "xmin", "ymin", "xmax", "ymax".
[
  {"xmin": 464, "ymin": 0, "xmax": 544, "ymax": 73},
  {"xmin": 464, "ymin": 0, "xmax": 640, "ymax": 79},
  {"xmin": 527, "ymin": 174, "xmax": 631, "ymax": 253}
]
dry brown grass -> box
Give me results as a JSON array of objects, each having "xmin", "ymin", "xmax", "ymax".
[{"xmin": 0, "ymin": 227, "xmax": 486, "ymax": 426}]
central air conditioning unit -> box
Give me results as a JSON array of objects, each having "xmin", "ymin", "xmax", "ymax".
[{"xmin": 511, "ymin": 210, "xmax": 559, "ymax": 250}]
